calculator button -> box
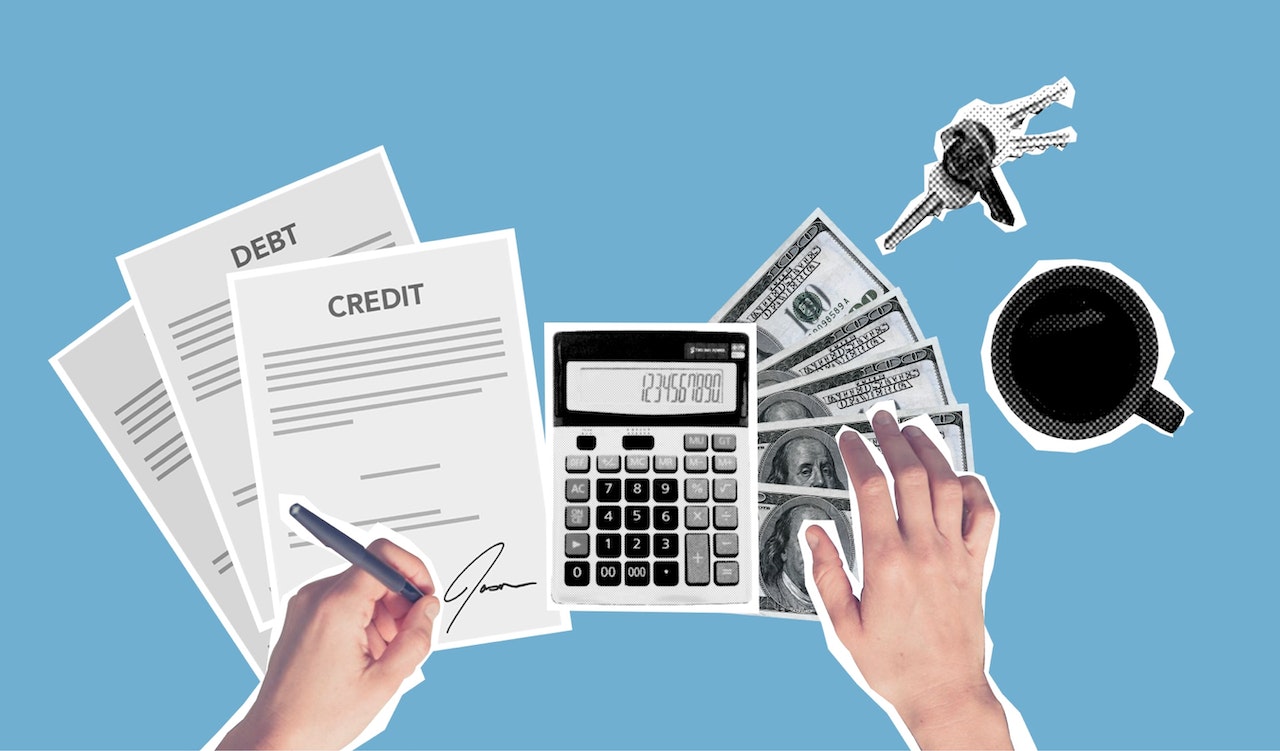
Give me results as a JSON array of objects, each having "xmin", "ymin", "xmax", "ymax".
[
  {"xmin": 622, "ymin": 435, "xmax": 655, "ymax": 450},
  {"xmin": 653, "ymin": 478, "xmax": 679, "ymax": 502},
  {"xmin": 654, "ymin": 562, "xmax": 679, "ymax": 586},
  {"xmin": 654, "ymin": 533, "xmax": 679, "ymax": 558},
  {"xmin": 566, "ymin": 455, "xmax": 591, "ymax": 472},
  {"xmin": 685, "ymin": 478, "xmax": 710, "ymax": 502},
  {"xmin": 686, "ymin": 533, "xmax": 711, "ymax": 585},
  {"xmin": 596, "ymin": 506, "xmax": 621, "ymax": 530},
  {"xmin": 653, "ymin": 455, "xmax": 678, "ymax": 473},
  {"xmin": 596, "ymin": 561, "xmax": 622, "ymax": 586},
  {"xmin": 713, "ymin": 479, "xmax": 737, "ymax": 502},
  {"xmin": 714, "ymin": 533, "xmax": 739, "ymax": 557},
  {"xmin": 597, "ymin": 478, "xmax": 622, "ymax": 502},
  {"xmin": 684, "ymin": 455, "xmax": 709, "ymax": 473},
  {"xmin": 712, "ymin": 434, "xmax": 736, "ymax": 451},
  {"xmin": 712, "ymin": 455, "xmax": 738, "ymax": 473},
  {"xmin": 597, "ymin": 533, "xmax": 622, "ymax": 558},
  {"xmin": 625, "ymin": 506, "xmax": 650, "ymax": 530},
  {"xmin": 625, "ymin": 534, "xmax": 650, "ymax": 558},
  {"xmin": 685, "ymin": 506, "xmax": 710, "ymax": 530},
  {"xmin": 596, "ymin": 455, "xmax": 621, "ymax": 473},
  {"xmin": 625, "ymin": 478, "xmax": 650, "ymax": 502},
  {"xmin": 684, "ymin": 433, "xmax": 709, "ymax": 451},
  {"xmin": 624, "ymin": 561, "xmax": 650, "ymax": 586},
  {"xmin": 713, "ymin": 506, "xmax": 738, "ymax": 530},
  {"xmin": 625, "ymin": 455, "xmax": 650, "ymax": 473},
  {"xmin": 566, "ymin": 479, "xmax": 590, "ymax": 502},
  {"xmin": 576, "ymin": 435, "xmax": 597, "ymax": 451},
  {"xmin": 714, "ymin": 561, "xmax": 740, "ymax": 586},
  {"xmin": 654, "ymin": 507, "xmax": 679, "ymax": 530},
  {"xmin": 565, "ymin": 562, "xmax": 590, "ymax": 586},
  {"xmin": 565, "ymin": 507, "xmax": 590, "ymax": 530},
  {"xmin": 565, "ymin": 533, "xmax": 590, "ymax": 558}
]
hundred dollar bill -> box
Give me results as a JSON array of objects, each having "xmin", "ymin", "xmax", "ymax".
[
  {"xmin": 757, "ymin": 338, "xmax": 955, "ymax": 422},
  {"xmin": 712, "ymin": 208, "xmax": 892, "ymax": 360},
  {"xmin": 756, "ymin": 406, "xmax": 975, "ymax": 492},
  {"xmin": 757, "ymin": 484, "xmax": 858, "ymax": 619},
  {"xmin": 757, "ymin": 287, "xmax": 925, "ymax": 387}
]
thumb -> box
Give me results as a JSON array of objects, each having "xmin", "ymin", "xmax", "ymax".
[
  {"xmin": 804, "ymin": 524, "xmax": 861, "ymax": 632},
  {"xmin": 372, "ymin": 595, "xmax": 440, "ymax": 685}
]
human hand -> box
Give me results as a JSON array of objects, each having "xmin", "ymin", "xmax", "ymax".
[
  {"xmin": 218, "ymin": 539, "xmax": 441, "ymax": 750},
  {"xmin": 806, "ymin": 411, "xmax": 1010, "ymax": 750}
]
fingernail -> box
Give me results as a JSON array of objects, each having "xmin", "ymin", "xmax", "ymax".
[
  {"xmin": 805, "ymin": 526, "xmax": 821, "ymax": 549},
  {"xmin": 873, "ymin": 410, "xmax": 893, "ymax": 426},
  {"xmin": 903, "ymin": 425, "xmax": 923, "ymax": 438},
  {"xmin": 424, "ymin": 598, "xmax": 441, "ymax": 620}
]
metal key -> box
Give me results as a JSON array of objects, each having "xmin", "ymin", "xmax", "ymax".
[{"xmin": 878, "ymin": 77, "xmax": 1077, "ymax": 253}]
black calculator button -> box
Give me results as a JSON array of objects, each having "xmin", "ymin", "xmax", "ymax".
[
  {"xmin": 622, "ymin": 435, "xmax": 655, "ymax": 450},
  {"xmin": 597, "ymin": 533, "xmax": 622, "ymax": 558},
  {"xmin": 653, "ymin": 478, "xmax": 678, "ymax": 502},
  {"xmin": 654, "ymin": 507, "xmax": 679, "ymax": 530},
  {"xmin": 596, "ymin": 506, "xmax": 621, "ymax": 530},
  {"xmin": 596, "ymin": 561, "xmax": 622, "ymax": 586},
  {"xmin": 625, "ymin": 534, "xmax": 650, "ymax": 558},
  {"xmin": 624, "ymin": 561, "xmax": 650, "ymax": 586},
  {"xmin": 654, "ymin": 533, "xmax": 679, "ymax": 558},
  {"xmin": 625, "ymin": 478, "xmax": 650, "ymax": 502},
  {"xmin": 565, "ymin": 562, "xmax": 590, "ymax": 586},
  {"xmin": 625, "ymin": 506, "xmax": 650, "ymax": 530},
  {"xmin": 597, "ymin": 478, "xmax": 622, "ymax": 502},
  {"xmin": 654, "ymin": 562, "xmax": 679, "ymax": 586},
  {"xmin": 576, "ymin": 435, "xmax": 597, "ymax": 451}
]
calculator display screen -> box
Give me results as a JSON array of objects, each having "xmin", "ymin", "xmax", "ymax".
[{"xmin": 566, "ymin": 361, "xmax": 736, "ymax": 415}]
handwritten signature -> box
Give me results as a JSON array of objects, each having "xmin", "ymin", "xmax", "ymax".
[{"xmin": 442, "ymin": 541, "xmax": 537, "ymax": 633}]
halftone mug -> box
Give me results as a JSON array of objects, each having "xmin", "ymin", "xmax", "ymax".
[{"xmin": 984, "ymin": 261, "xmax": 1187, "ymax": 451}]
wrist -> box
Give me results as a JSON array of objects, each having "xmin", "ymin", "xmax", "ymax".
[{"xmin": 895, "ymin": 680, "xmax": 1011, "ymax": 751}]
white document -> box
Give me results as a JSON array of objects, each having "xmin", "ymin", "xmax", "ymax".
[
  {"xmin": 118, "ymin": 148, "xmax": 418, "ymax": 626},
  {"xmin": 50, "ymin": 304, "xmax": 270, "ymax": 675},
  {"xmin": 230, "ymin": 230, "xmax": 569, "ymax": 648}
]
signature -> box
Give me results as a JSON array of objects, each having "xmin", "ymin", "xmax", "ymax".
[{"xmin": 442, "ymin": 542, "xmax": 537, "ymax": 633}]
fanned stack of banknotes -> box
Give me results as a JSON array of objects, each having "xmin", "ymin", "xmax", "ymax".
[{"xmin": 713, "ymin": 209, "xmax": 971, "ymax": 618}]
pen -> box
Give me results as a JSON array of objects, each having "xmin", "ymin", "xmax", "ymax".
[{"xmin": 289, "ymin": 503, "xmax": 424, "ymax": 602}]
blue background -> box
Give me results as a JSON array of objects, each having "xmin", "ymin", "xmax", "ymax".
[{"xmin": 4, "ymin": 3, "xmax": 1276, "ymax": 748}]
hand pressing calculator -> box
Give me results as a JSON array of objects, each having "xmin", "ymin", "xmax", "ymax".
[{"xmin": 547, "ymin": 324, "xmax": 756, "ymax": 608}]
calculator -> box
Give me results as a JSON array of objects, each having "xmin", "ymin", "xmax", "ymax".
[{"xmin": 547, "ymin": 324, "xmax": 756, "ymax": 607}]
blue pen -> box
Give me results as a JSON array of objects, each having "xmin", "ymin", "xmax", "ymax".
[{"xmin": 289, "ymin": 503, "xmax": 424, "ymax": 602}]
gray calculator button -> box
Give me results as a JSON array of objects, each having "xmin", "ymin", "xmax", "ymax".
[
  {"xmin": 714, "ymin": 533, "xmax": 739, "ymax": 557},
  {"xmin": 713, "ymin": 478, "xmax": 737, "ymax": 501},
  {"xmin": 686, "ymin": 533, "xmax": 711, "ymax": 586},
  {"xmin": 653, "ymin": 455, "xmax": 678, "ymax": 473},
  {"xmin": 565, "ymin": 455, "xmax": 591, "ymax": 472},
  {"xmin": 684, "ymin": 455, "xmax": 709, "ymax": 473},
  {"xmin": 685, "ymin": 506, "xmax": 710, "ymax": 530},
  {"xmin": 685, "ymin": 478, "xmax": 710, "ymax": 502},
  {"xmin": 565, "ymin": 506, "xmax": 590, "ymax": 530},
  {"xmin": 684, "ymin": 433, "xmax": 709, "ymax": 451},
  {"xmin": 712, "ymin": 434, "xmax": 736, "ymax": 451},
  {"xmin": 714, "ymin": 561, "xmax": 740, "ymax": 586},
  {"xmin": 713, "ymin": 455, "xmax": 737, "ymax": 473},
  {"xmin": 714, "ymin": 506, "xmax": 738, "ymax": 530},
  {"xmin": 565, "ymin": 533, "xmax": 590, "ymax": 558},
  {"xmin": 565, "ymin": 479, "xmax": 590, "ymax": 501},
  {"xmin": 625, "ymin": 455, "xmax": 650, "ymax": 473},
  {"xmin": 596, "ymin": 455, "xmax": 621, "ymax": 473}
]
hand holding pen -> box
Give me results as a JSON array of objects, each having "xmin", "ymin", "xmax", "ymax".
[{"xmin": 219, "ymin": 510, "xmax": 440, "ymax": 750}]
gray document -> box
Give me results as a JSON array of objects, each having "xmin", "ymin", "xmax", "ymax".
[
  {"xmin": 757, "ymin": 339, "xmax": 955, "ymax": 423},
  {"xmin": 756, "ymin": 406, "xmax": 975, "ymax": 488},
  {"xmin": 117, "ymin": 148, "xmax": 417, "ymax": 626},
  {"xmin": 51, "ymin": 304, "xmax": 270, "ymax": 674},
  {"xmin": 230, "ymin": 231, "xmax": 568, "ymax": 648},
  {"xmin": 757, "ymin": 484, "xmax": 858, "ymax": 619},
  {"xmin": 756, "ymin": 288, "xmax": 925, "ymax": 386},
  {"xmin": 712, "ymin": 209, "xmax": 892, "ymax": 360}
]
